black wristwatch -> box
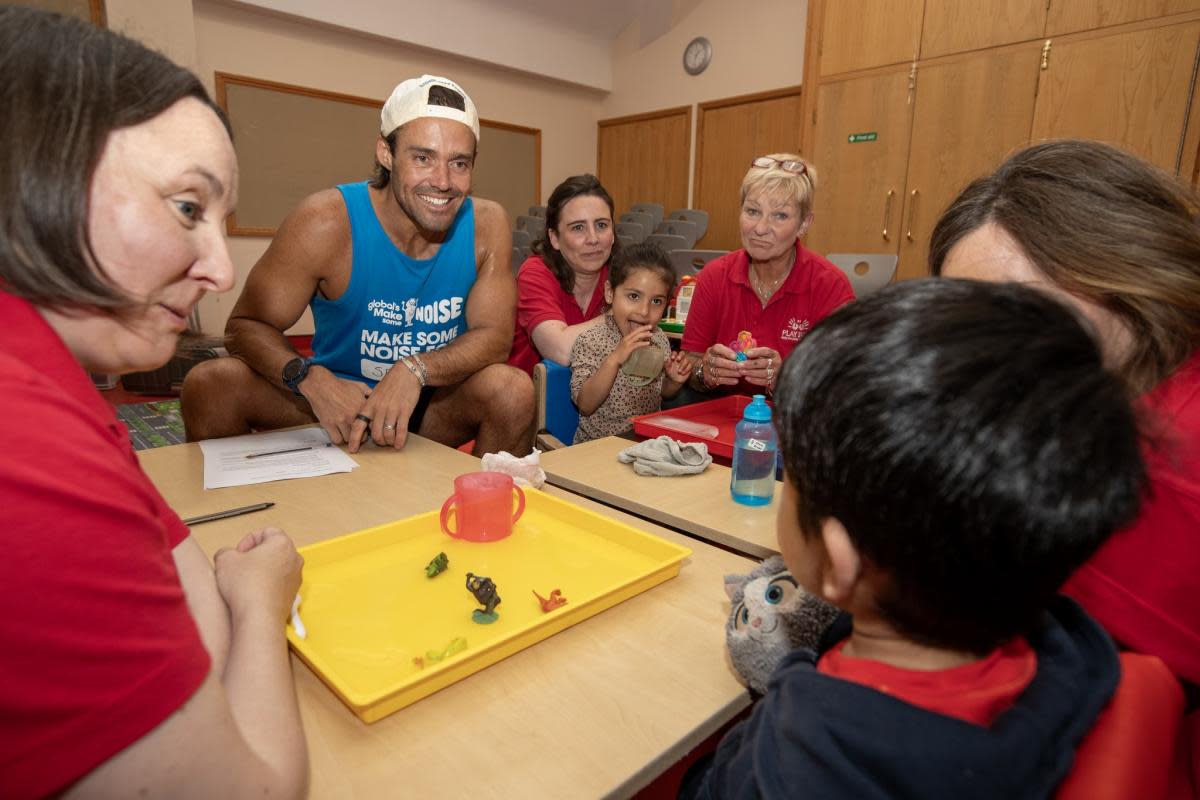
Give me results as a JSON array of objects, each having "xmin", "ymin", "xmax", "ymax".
[{"xmin": 282, "ymin": 356, "xmax": 311, "ymax": 396}]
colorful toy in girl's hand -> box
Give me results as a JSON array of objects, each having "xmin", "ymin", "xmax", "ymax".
[
  {"xmin": 466, "ymin": 572, "xmax": 501, "ymax": 623},
  {"xmin": 425, "ymin": 551, "xmax": 449, "ymax": 578},
  {"xmin": 533, "ymin": 588, "xmax": 568, "ymax": 612},
  {"xmin": 730, "ymin": 330, "xmax": 757, "ymax": 361}
]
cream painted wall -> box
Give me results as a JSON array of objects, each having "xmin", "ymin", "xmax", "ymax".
[
  {"xmin": 600, "ymin": 0, "xmax": 808, "ymax": 204},
  {"xmin": 189, "ymin": 0, "xmax": 605, "ymax": 334},
  {"xmin": 106, "ymin": 0, "xmax": 198, "ymax": 68}
]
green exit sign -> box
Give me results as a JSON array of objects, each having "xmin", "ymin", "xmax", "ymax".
[{"xmin": 848, "ymin": 132, "xmax": 878, "ymax": 143}]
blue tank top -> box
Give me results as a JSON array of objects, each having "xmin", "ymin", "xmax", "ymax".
[{"xmin": 310, "ymin": 182, "xmax": 477, "ymax": 387}]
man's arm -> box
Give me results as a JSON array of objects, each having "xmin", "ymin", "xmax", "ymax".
[{"xmin": 225, "ymin": 190, "xmax": 371, "ymax": 445}]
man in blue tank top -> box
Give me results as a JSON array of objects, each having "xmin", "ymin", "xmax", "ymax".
[{"xmin": 183, "ymin": 75, "xmax": 534, "ymax": 455}]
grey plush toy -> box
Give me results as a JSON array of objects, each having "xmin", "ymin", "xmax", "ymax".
[{"xmin": 724, "ymin": 555, "xmax": 841, "ymax": 694}]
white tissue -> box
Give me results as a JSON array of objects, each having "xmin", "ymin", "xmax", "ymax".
[{"xmin": 481, "ymin": 448, "xmax": 547, "ymax": 489}]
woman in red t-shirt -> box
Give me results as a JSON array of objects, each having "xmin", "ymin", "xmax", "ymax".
[
  {"xmin": 507, "ymin": 174, "xmax": 621, "ymax": 374},
  {"xmin": 681, "ymin": 154, "xmax": 854, "ymax": 398},
  {"xmin": 931, "ymin": 139, "xmax": 1200, "ymax": 695},
  {"xmin": 0, "ymin": 8, "xmax": 306, "ymax": 797}
]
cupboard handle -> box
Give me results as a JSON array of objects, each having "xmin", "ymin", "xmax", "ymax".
[
  {"xmin": 882, "ymin": 190, "xmax": 894, "ymax": 241},
  {"xmin": 906, "ymin": 190, "xmax": 919, "ymax": 242}
]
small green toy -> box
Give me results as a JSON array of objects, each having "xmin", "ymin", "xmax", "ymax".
[{"xmin": 425, "ymin": 551, "xmax": 449, "ymax": 578}]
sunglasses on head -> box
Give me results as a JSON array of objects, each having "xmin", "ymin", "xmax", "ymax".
[{"xmin": 751, "ymin": 156, "xmax": 807, "ymax": 176}]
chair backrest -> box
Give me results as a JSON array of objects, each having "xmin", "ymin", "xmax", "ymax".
[
  {"xmin": 1055, "ymin": 652, "xmax": 1188, "ymax": 800},
  {"xmin": 825, "ymin": 253, "xmax": 898, "ymax": 297},
  {"xmin": 629, "ymin": 202, "xmax": 665, "ymax": 229},
  {"xmin": 667, "ymin": 208, "xmax": 710, "ymax": 240},
  {"xmin": 644, "ymin": 233, "xmax": 689, "ymax": 253},
  {"xmin": 532, "ymin": 359, "xmax": 579, "ymax": 448},
  {"xmin": 616, "ymin": 233, "xmax": 636, "ymax": 248},
  {"xmin": 668, "ymin": 249, "xmax": 727, "ymax": 281},
  {"xmin": 655, "ymin": 219, "xmax": 700, "ymax": 247},
  {"xmin": 511, "ymin": 228, "xmax": 534, "ymax": 248},
  {"xmin": 528, "ymin": 205, "xmax": 547, "ymax": 218},
  {"xmin": 511, "ymin": 244, "xmax": 532, "ymax": 271},
  {"xmin": 516, "ymin": 215, "xmax": 547, "ymax": 235},
  {"xmin": 615, "ymin": 221, "xmax": 647, "ymax": 243},
  {"xmin": 620, "ymin": 211, "xmax": 655, "ymax": 232}
]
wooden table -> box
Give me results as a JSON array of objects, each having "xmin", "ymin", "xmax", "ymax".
[
  {"xmin": 139, "ymin": 431, "xmax": 753, "ymax": 799},
  {"xmin": 539, "ymin": 436, "xmax": 779, "ymax": 560}
]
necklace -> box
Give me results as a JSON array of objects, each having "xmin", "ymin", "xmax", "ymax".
[{"xmin": 750, "ymin": 265, "xmax": 788, "ymax": 301}]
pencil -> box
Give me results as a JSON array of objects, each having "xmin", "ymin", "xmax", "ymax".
[
  {"xmin": 183, "ymin": 501, "xmax": 275, "ymax": 526},
  {"xmin": 244, "ymin": 443, "xmax": 331, "ymax": 459}
]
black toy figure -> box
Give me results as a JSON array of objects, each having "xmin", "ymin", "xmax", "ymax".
[{"xmin": 465, "ymin": 572, "xmax": 501, "ymax": 624}]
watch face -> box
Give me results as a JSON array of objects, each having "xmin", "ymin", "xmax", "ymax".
[
  {"xmin": 283, "ymin": 357, "xmax": 305, "ymax": 382},
  {"xmin": 684, "ymin": 37, "xmax": 711, "ymax": 75}
]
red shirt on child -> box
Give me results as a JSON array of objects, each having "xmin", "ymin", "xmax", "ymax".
[{"xmin": 818, "ymin": 637, "xmax": 1038, "ymax": 726}]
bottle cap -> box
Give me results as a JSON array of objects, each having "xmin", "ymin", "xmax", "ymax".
[{"xmin": 742, "ymin": 394, "xmax": 772, "ymax": 422}]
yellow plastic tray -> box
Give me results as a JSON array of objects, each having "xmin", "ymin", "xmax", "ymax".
[{"xmin": 288, "ymin": 488, "xmax": 691, "ymax": 722}]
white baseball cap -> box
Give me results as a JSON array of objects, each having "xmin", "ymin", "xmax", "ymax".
[{"xmin": 380, "ymin": 74, "xmax": 480, "ymax": 141}]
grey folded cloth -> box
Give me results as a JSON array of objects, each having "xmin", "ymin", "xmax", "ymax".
[{"xmin": 617, "ymin": 436, "xmax": 712, "ymax": 477}]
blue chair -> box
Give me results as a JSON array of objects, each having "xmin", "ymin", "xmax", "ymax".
[{"xmin": 532, "ymin": 359, "xmax": 579, "ymax": 448}]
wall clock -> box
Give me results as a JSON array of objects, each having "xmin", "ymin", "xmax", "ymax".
[{"xmin": 683, "ymin": 36, "xmax": 712, "ymax": 76}]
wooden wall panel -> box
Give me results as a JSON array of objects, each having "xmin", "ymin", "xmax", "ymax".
[
  {"xmin": 694, "ymin": 87, "xmax": 804, "ymax": 251},
  {"xmin": 1030, "ymin": 21, "xmax": 1200, "ymax": 173},
  {"xmin": 596, "ymin": 107, "xmax": 691, "ymax": 220},
  {"xmin": 1047, "ymin": 0, "xmax": 1200, "ymax": 35},
  {"xmin": 820, "ymin": 0, "xmax": 924, "ymax": 75},
  {"xmin": 920, "ymin": 0, "xmax": 1048, "ymax": 58}
]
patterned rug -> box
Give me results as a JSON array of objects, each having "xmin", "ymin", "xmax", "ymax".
[{"xmin": 116, "ymin": 399, "xmax": 186, "ymax": 450}]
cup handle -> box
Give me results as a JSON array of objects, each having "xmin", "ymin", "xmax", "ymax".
[
  {"xmin": 511, "ymin": 485, "xmax": 526, "ymax": 524},
  {"xmin": 440, "ymin": 494, "xmax": 460, "ymax": 537}
]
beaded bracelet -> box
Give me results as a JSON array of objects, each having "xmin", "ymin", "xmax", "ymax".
[{"xmin": 399, "ymin": 354, "xmax": 427, "ymax": 387}]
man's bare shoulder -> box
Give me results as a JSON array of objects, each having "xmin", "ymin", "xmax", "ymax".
[
  {"xmin": 471, "ymin": 197, "xmax": 512, "ymax": 239},
  {"xmin": 279, "ymin": 188, "xmax": 350, "ymax": 245}
]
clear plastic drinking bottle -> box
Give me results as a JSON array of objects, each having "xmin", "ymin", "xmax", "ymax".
[{"xmin": 730, "ymin": 394, "xmax": 777, "ymax": 506}]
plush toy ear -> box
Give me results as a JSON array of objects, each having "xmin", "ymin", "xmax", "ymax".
[
  {"xmin": 761, "ymin": 554, "xmax": 787, "ymax": 575},
  {"xmin": 723, "ymin": 576, "xmax": 743, "ymax": 600}
]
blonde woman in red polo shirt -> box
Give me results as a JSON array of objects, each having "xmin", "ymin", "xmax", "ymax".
[{"xmin": 681, "ymin": 155, "xmax": 855, "ymax": 397}]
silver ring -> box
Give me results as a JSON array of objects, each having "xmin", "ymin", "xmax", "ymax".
[
  {"xmin": 383, "ymin": 423, "xmax": 396, "ymax": 431},
  {"xmin": 355, "ymin": 413, "xmax": 372, "ymax": 424}
]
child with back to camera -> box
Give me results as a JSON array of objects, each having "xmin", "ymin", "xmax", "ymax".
[
  {"xmin": 682, "ymin": 279, "xmax": 1147, "ymax": 798},
  {"xmin": 569, "ymin": 243, "xmax": 694, "ymax": 443}
]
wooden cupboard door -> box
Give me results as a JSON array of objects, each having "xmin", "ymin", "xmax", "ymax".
[
  {"xmin": 921, "ymin": 0, "xmax": 1049, "ymax": 58},
  {"xmin": 806, "ymin": 68, "xmax": 913, "ymax": 259},
  {"xmin": 597, "ymin": 108, "xmax": 691, "ymax": 217},
  {"xmin": 1031, "ymin": 21, "xmax": 1200, "ymax": 173},
  {"xmin": 898, "ymin": 45, "xmax": 1041, "ymax": 280},
  {"xmin": 820, "ymin": 0, "xmax": 925, "ymax": 76},
  {"xmin": 1047, "ymin": 0, "xmax": 1200, "ymax": 36},
  {"xmin": 693, "ymin": 89, "xmax": 804, "ymax": 251}
]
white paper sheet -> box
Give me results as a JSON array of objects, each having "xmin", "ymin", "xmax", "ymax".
[{"xmin": 199, "ymin": 427, "xmax": 359, "ymax": 489}]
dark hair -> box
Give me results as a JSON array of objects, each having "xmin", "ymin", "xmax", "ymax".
[
  {"xmin": 929, "ymin": 139, "xmax": 1200, "ymax": 394},
  {"xmin": 534, "ymin": 174, "xmax": 619, "ymax": 293},
  {"xmin": 609, "ymin": 242, "xmax": 675, "ymax": 294},
  {"xmin": 371, "ymin": 84, "xmax": 470, "ymax": 189},
  {"xmin": 775, "ymin": 278, "xmax": 1145, "ymax": 654},
  {"xmin": 0, "ymin": 6, "xmax": 229, "ymax": 311}
]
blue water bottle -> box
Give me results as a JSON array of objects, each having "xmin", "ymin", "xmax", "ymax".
[{"xmin": 730, "ymin": 395, "xmax": 777, "ymax": 506}]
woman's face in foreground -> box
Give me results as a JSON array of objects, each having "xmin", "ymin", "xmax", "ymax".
[
  {"xmin": 47, "ymin": 97, "xmax": 238, "ymax": 375},
  {"xmin": 939, "ymin": 222, "xmax": 1133, "ymax": 369}
]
